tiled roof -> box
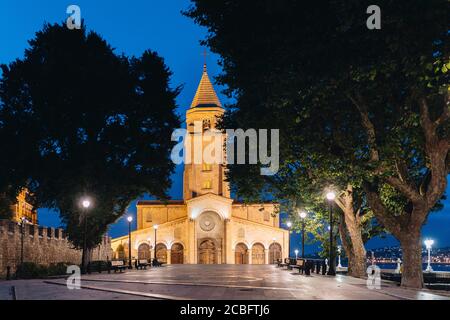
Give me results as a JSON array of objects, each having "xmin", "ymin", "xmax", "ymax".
[
  {"xmin": 137, "ymin": 200, "xmax": 185, "ymax": 206},
  {"xmin": 190, "ymin": 65, "xmax": 222, "ymax": 108}
]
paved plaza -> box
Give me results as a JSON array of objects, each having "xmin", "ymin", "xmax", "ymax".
[{"xmin": 1, "ymin": 264, "xmax": 449, "ymax": 300}]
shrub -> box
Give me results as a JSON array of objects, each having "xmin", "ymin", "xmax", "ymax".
[
  {"xmin": 15, "ymin": 262, "xmax": 47, "ymax": 279},
  {"xmin": 16, "ymin": 262, "xmax": 70, "ymax": 279}
]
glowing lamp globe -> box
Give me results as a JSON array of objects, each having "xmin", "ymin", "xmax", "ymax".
[
  {"xmin": 82, "ymin": 199, "xmax": 91, "ymax": 209},
  {"xmin": 326, "ymin": 192, "xmax": 336, "ymax": 201},
  {"xmin": 424, "ymin": 239, "xmax": 434, "ymax": 249}
]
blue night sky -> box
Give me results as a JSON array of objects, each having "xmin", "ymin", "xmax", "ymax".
[{"xmin": 1, "ymin": 1, "xmax": 449, "ymax": 254}]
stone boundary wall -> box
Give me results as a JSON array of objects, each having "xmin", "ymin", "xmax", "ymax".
[{"xmin": 0, "ymin": 220, "xmax": 113, "ymax": 278}]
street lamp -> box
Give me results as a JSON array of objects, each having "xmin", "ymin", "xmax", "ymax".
[
  {"xmin": 127, "ymin": 216, "xmax": 133, "ymax": 269},
  {"xmin": 286, "ymin": 221, "xmax": 292, "ymax": 258},
  {"xmin": 424, "ymin": 239, "xmax": 434, "ymax": 272},
  {"xmin": 299, "ymin": 210, "xmax": 307, "ymax": 258},
  {"xmin": 294, "ymin": 249, "xmax": 299, "ymax": 260},
  {"xmin": 153, "ymin": 224, "xmax": 159, "ymax": 263},
  {"xmin": 80, "ymin": 198, "xmax": 91, "ymax": 274},
  {"xmin": 337, "ymin": 245, "xmax": 343, "ymax": 268},
  {"xmin": 326, "ymin": 191, "xmax": 336, "ymax": 276}
]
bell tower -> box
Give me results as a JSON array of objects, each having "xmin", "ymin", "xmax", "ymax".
[{"xmin": 183, "ymin": 64, "xmax": 230, "ymax": 200}]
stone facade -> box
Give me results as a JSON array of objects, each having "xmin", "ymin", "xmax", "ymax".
[
  {"xmin": 0, "ymin": 220, "xmax": 112, "ymax": 278},
  {"xmin": 111, "ymin": 65, "xmax": 289, "ymax": 265}
]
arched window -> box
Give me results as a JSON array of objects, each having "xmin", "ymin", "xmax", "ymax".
[{"xmin": 202, "ymin": 180, "xmax": 212, "ymax": 189}]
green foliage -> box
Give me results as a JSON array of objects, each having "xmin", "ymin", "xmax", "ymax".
[
  {"xmin": 15, "ymin": 262, "xmax": 69, "ymax": 279},
  {"xmin": 186, "ymin": 0, "xmax": 448, "ymax": 226},
  {"xmin": 0, "ymin": 193, "xmax": 13, "ymax": 220},
  {"xmin": 0, "ymin": 23, "xmax": 180, "ymax": 250}
]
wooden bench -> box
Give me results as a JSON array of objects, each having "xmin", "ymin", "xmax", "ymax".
[
  {"xmin": 110, "ymin": 260, "xmax": 127, "ymax": 273},
  {"xmin": 291, "ymin": 259, "xmax": 305, "ymax": 274},
  {"xmin": 152, "ymin": 259, "xmax": 163, "ymax": 267},
  {"xmin": 136, "ymin": 259, "xmax": 150, "ymax": 270},
  {"xmin": 278, "ymin": 258, "xmax": 289, "ymax": 268}
]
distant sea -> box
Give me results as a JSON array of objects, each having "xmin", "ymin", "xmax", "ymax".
[
  {"xmin": 377, "ymin": 263, "xmax": 450, "ymax": 272},
  {"xmin": 340, "ymin": 263, "xmax": 450, "ymax": 272}
]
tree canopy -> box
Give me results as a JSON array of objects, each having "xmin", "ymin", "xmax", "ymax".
[
  {"xmin": 186, "ymin": 0, "xmax": 449, "ymax": 287},
  {"xmin": 0, "ymin": 23, "xmax": 180, "ymax": 257}
]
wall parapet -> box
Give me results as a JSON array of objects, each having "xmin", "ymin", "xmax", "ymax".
[{"xmin": 0, "ymin": 219, "xmax": 112, "ymax": 278}]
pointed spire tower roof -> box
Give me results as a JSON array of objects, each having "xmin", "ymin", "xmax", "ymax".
[{"xmin": 190, "ymin": 64, "xmax": 222, "ymax": 108}]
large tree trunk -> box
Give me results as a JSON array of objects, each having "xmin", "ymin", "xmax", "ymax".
[
  {"xmin": 399, "ymin": 230, "xmax": 424, "ymax": 288},
  {"xmin": 338, "ymin": 215, "xmax": 355, "ymax": 276},
  {"xmin": 365, "ymin": 186, "xmax": 427, "ymax": 288},
  {"xmin": 345, "ymin": 222, "xmax": 367, "ymax": 278},
  {"xmin": 336, "ymin": 185, "xmax": 367, "ymax": 278},
  {"xmin": 81, "ymin": 247, "xmax": 92, "ymax": 272}
]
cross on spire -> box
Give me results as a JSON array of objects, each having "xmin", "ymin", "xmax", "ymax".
[{"xmin": 202, "ymin": 48, "xmax": 209, "ymax": 71}]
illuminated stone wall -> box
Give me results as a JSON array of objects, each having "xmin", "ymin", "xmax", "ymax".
[{"xmin": 0, "ymin": 220, "xmax": 112, "ymax": 278}]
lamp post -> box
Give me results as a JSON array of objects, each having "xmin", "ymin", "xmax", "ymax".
[
  {"xmin": 299, "ymin": 210, "xmax": 307, "ymax": 258},
  {"xmin": 286, "ymin": 221, "xmax": 292, "ymax": 258},
  {"xmin": 337, "ymin": 245, "xmax": 343, "ymax": 268},
  {"xmin": 127, "ymin": 216, "xmax": 133, "ymax": 269},
  {"xmin": 294, "ymin": 249, "xmax": 299, "ymax": 260},
  {"xmin": 81, "ymin": 198, "xmax": 91, "ymax": 274},
  {"xmin": 424, "ymin": 239, "xmax": 434, "ymax": 272},
  {"xmin": 153, "ymin": 225, "xmax": 159, "ymax": 263},
  {"xmin": 326, "ymin": 191, "xmax": 336, "ymax": 276}
]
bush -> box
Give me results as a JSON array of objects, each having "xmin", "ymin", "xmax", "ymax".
[
  {"xmin": 15, "ymin": 262, "xmax": 47, "ymax": 279},
  {"xmin": 16, "ymin": 262, "xmax": 70, "ymax": 279},
  {"xmin": 47, "ymin": 262, "xmax": 69, "ymax": 276}
]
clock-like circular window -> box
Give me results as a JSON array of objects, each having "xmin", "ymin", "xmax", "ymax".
[{"xmin": 199, "ymin": 212, "xmax": 217, "ymax": 231}]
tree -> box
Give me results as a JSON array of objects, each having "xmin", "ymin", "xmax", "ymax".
[
  {"xmin": 0, "ymin": 23, "xmax": 180, "ymax": 269},
  {"xmin": 186, "ymin": 0, "xmax": 449, "ymax": 287}
]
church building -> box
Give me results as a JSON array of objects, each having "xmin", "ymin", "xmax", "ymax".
[{"xmin": 110, "ymin": 65, "xmax": 289, "ymax": 264}]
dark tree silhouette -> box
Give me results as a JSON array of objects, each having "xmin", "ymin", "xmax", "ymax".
[
  {"xmin": 0, "ymin": 23, "xmax": 180, "ymax": 269},
  {"xmin": 186, "ymin": 0, "xmax": 449, "ymax": 288}
]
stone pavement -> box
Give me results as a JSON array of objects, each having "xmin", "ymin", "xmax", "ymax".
[{"xmin": 1, "ymin": 264, "xmax": 449, "ymax": 300}]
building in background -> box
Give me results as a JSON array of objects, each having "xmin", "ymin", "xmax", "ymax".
[
  {"xmin": 111, "ymin": 64, "xmax": 289, "ymax": 264},
  {"xmin": 12, "ymin": 190, "xmax": 37, "ymax": 224}
]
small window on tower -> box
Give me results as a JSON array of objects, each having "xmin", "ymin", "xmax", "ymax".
[
  {"xmin": 202, "ymin": 163, "xmax": 212, "ymax": 171},
  {"xmin": 202, "ymin": 119, "xmax": 211, "ymax": 131},
  {"xmin": 263, "ymin": 211, "xmax": 270, "ymax": 222},
  {"xmin": 202, "ymin": 180, "xmax": 212, "ymax": 189},
  {"xmin": 146, "ymin": 212, "xmax": 152, "ymax": 222}
]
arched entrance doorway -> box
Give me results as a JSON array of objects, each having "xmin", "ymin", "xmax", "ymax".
[
  {"xmin": 155, "ymin": 243, "xmax": 167, "ymax": 263},
  {"xmin": 198, "ymin": 239, "xmax": 216, "ymax": 264},
  {"xmin": 171, "ymin": 243, "xmax": 184, "ymax": 264},
  {"xmin": 235, "ymin": 243, "xmax": 249, "ymax": 264},
  {"xmin": 252, "ymin": 243, "xmax": 265, "ymax": 264},
  {"xmin": 138, "ymin": 243, "xmax": 151, "ymax": 260},
  {"xmin": 116, "ymin": 244, "xmax": 125, "ymax": 260},
  {"xmin": 269, "ymin": 243, "xmax": 282, "ymax": 264}
]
